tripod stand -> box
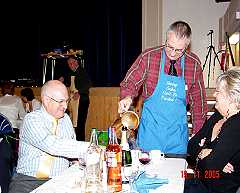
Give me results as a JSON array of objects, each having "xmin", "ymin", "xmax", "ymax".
[{"xmin": 202, "ymin": 30, "xmax": 221, "ymax": 88}]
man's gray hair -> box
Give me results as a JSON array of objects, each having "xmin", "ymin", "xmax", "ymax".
[{"xmin": 167, "ymin": 21, "xmax": 192, "ymax": 39}]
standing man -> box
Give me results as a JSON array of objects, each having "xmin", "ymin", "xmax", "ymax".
[
  {"xmin": 8, "ymin": 80, "xmax": 88, "ymax": 193},
  {"xmin": 118, "ymin": 21, "xmax": 208, "ymax": 155},
  {"xmin": 67, "ymin": 56, "xmax": 92, "ymax": 141}
]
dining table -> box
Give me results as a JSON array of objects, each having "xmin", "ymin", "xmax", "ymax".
[{"xmin": 30, "ymin": 155, "xmax": 187, "ymax": 193}]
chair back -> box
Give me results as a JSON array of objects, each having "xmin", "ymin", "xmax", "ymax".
[{"xmin": 0, "ymin": 113, "xmax": 14, "ymax": 135}]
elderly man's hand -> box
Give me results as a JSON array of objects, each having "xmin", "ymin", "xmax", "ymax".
[{"xmin": 118, "ymin": 96, "xmax": 132, "ymax": 114}]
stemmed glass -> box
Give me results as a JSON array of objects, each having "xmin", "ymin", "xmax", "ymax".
[
  {"xmin": 138, "ymin": 150, "xmax": 151, "ymax": 171},
  {"xmin": 139, "ymin": 150, "xmax": 151, "ymax": 165}
]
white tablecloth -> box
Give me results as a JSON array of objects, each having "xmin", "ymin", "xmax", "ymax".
[
  {"xmin": 145, "ymin": 158, "xmax": 187, "ymax": 193},
  {"xmin": 30, "ymin": 158, "xmax": 187, "ymax": 193}
]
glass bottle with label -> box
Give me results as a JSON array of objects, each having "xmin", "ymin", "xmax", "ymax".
[
  {"xmin": 106, "ymin": 127, "xmax": 122, "ymax": 192},
  {"xmin": 85, "ymin": 128, "xmax": 103, "ymax": 193},
  {"xmin": 121, "ymin": 126, "xmax": 132, "ymax": 184}
]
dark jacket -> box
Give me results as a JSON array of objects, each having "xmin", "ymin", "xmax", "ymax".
[{"xmin": 187, "ymin": 111, "xmax": 240, "ymax": 193}]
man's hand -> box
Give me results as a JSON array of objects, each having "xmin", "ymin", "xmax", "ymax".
[
  {"xmin": 223, "ymin": 162, "xmax": 234, "ymax": 173},
  {"xmin": 118, "ymin": 96, "xmax": 132, "ymax": 114}
]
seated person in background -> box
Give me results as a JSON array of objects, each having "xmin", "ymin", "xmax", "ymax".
[
  {"xmin": 185, "ymin": 67, "xmax": 240, "ymax": 193},
  {"xmin": 20, "ymin": 87, "xmax": 41, "ymax": 112},
  {"xmin": 8, "ymin": 80, "xmax": 89, "ymax": 193},
  {"xmin": 0, "ymin": 113, "xmax": 14, "ymax": 193},
  {"xmin": 0, "ymin": 133, "xmax": 12, "ymax": 193},
  {"xmin": 0, "ymin": 81, "xmax": 26, "ymax": 193},
  {"xmin": 0, "ymin": 81, "xmax": 26, "ymax": 129}
]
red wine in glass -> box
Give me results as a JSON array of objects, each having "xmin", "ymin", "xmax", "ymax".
[
  {"xmin": 139, "ymin": 151, "xmax": 151, "ymax": 165},
  {"xmin": 139, "ymin": 157, "xmax": 151, "ymax": 165}
]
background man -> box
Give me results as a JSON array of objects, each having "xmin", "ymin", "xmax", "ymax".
[{"xmin": 60, "ymin": 56, "xmax": 92, "ymax": 141}]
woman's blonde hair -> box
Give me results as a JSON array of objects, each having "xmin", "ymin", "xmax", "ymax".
[{"xmin": 216, "ymin": 66, "xmax": 240, "ymax": 109}]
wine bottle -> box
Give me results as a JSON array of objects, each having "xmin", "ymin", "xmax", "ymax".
[
  {"xmin": 106, "ymin": 127, "xmax": 122, "ymax": 192},
  {"xmin": 120, "ymin": 126, "xmax": 132, "ymax": 184},
  {"xmin": 85, "ymin": 128, "xmax": 103, "ymax": 193}
]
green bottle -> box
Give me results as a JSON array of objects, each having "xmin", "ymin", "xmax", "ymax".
[{"xmin": 120, "ymin": 126, "xmax": 132, "ymax": 184}]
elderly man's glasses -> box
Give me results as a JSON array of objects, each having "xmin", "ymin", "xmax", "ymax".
[
  {"xmin": 47, "ymin": 95, "xmax": 70, "ymax": 105},
  {"xmin": 165, "ymin": 43, "xmax": 186, "ymax": 54}
]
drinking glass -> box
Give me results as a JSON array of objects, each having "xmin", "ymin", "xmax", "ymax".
[
  {"xmin": 128, "ymin": 165, "xmax": 140, "ymax": 193},
  {"xmin": 138, "ymin": 150, "xmax": 151, "ymax": 171},
  {"xmin": 138, "ymin": 150, "xmax": 151, "ymax": 165}
]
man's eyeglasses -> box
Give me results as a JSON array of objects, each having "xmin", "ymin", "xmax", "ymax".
[
  {"xmin": 165, "ymin": 43, "xmax": 186, "ymax": 54},
  {"xmin": 47, "ymin": 95, "xmax": 70, "ymax": 105}
]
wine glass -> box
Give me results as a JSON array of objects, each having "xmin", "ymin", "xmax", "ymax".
[{"xmin": 138, "ymin": 150, "xmax": 151, "ymax": 171}]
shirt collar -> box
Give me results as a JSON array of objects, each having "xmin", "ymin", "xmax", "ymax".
[{"xmin": 40, "ymin": 106, "xmax": 62, "ymax": 124}]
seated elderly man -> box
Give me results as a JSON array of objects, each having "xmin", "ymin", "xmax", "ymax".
[{"xmin": 8, "ymin": 80, "xmax": 89, "ymax": 193}]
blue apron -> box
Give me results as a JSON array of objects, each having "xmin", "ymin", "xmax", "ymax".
[{"xmin": 137, "ymin": 49, "xmax": 188, "ymax": 154}]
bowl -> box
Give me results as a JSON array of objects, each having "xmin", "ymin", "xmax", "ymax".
[{"xmin": 121, "ymin": 111, "xmax": 139, "ymax": 130}]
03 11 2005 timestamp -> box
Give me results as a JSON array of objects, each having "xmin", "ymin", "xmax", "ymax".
[{"xmin": 181, "ymin": 170, "xmax": 220, "ymax": 179}]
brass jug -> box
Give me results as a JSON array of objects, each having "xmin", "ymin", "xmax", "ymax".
[{"xmin": 111, "ymin": 111, "xmax": 139, "ymax": 139}]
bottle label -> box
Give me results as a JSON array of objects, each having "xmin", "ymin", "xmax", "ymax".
[
  {"xmin": 121, "ymin": 166, "xmax": 132, "ymax": 183},
  {"xmin": 87, "ymin": 152, "xmax": 100, "ymax": 165},
  {"xmin": 106, "ymin": 152, "xmax": 117, "ymax": 167},
  {"xmin": 106, "ymin": 152, "xmax": 121, "ymax": 167}
]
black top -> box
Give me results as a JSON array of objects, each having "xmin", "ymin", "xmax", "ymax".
[
  {"xmin": 187, "ymin": 111, "xmax": 240, "ymax": 193},
  {"xmin": 69, "ymin": 66, "xmax": 92, "ymax": 95}
]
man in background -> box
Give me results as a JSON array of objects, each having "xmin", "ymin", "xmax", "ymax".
[
  {"xmin": 0, "ymin": 81, "xmax": 26, "ymax": 129},
  {"xmin": 61, "ymin": 56, "xmax": 92, "ymax": 141}
]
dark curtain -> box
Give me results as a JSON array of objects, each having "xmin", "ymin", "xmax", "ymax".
[
  {"xmin": 1, "ymin": 0, "xmax": 142, "ymax": 87},
  {"xmin": 38, "ymin": 0, "xmax": 142, "ymax": 86},
  {"xmin": 1, "ymin": 22, "xmax": 42, "ymax": 84}
]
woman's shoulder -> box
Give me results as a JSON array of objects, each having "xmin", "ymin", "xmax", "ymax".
[
  {"xmin": 225, "ymin": 112, "xmax": 240, "ymax": 130},
  {"xmin": 208, "ymin": 110, "xmax": 223, "ymax": 122}
]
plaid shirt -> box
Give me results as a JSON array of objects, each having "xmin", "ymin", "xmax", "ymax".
[{"xmin": 120, "ymin": 46, "xmax": 208, "ymax": 133}]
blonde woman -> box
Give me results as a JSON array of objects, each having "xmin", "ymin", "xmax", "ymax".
[{"xmin": 185, "ymin": 67, "xmax": 240, "ymax": 193}]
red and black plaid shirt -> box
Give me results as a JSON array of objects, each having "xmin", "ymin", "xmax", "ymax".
[{"xmin": 120, "ymin": 46, "xmax": 208, "ymax": 133}]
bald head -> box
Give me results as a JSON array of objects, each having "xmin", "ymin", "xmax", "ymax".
[
  {"xmin": 41, "ymin": 80, "xmax": 68, "ymax": 98},
  {"xmin": 41, "ymin": 80, "xmax": 69, "ymax": 119}
]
